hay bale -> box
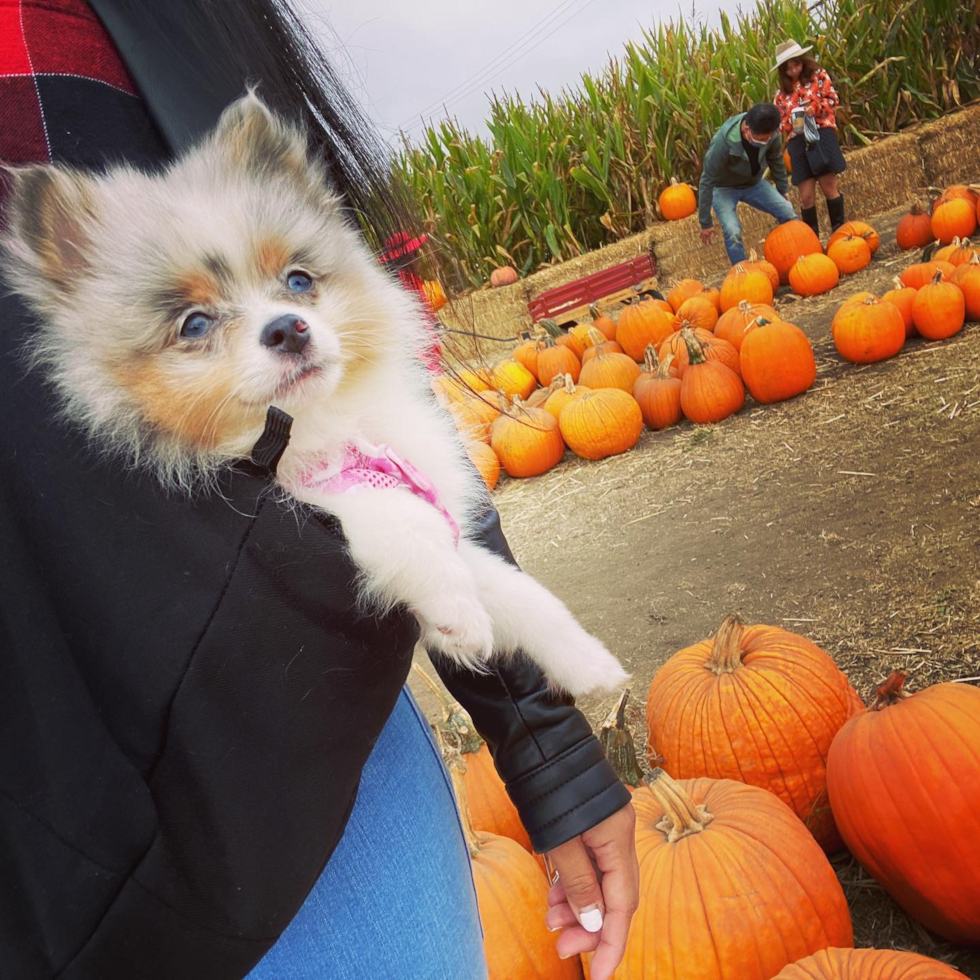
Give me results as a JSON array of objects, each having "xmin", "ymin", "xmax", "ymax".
[{"xmin": 916, "ymin": 105, "xmax": 980, "ymax": 188}]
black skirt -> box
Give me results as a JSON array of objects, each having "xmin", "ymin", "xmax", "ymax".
[{"xmin": 787, "ymin": 127, "xmax": 847, "ymax": 184}]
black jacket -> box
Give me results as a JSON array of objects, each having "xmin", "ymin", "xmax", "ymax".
[{"xmin": 0, "ymin": 3, "xmax": 630, "ymax": 978}]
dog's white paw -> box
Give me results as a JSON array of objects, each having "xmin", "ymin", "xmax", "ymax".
[
  {"xmin": 541, "ymin": 632, "xmax": 631, "ymax": 698},
  {"xmin": 417, "ymin": 592, "xmax": 495, "ymax": 669}
]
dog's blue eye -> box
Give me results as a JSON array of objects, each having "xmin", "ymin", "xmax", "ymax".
[
  {"xmin": 286, "ymin": 271, "xmax": 313, "ymax": 293},
  {"xmin": 180, "ymin": 312, "xmax": 213, "ymax": 338}
]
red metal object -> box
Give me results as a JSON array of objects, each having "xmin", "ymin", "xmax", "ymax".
[{"xmin": 527, "ymin": 253, "xmax": 658, "ymax": 324}]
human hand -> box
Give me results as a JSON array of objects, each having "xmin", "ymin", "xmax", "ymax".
[
  {"xmin": 543, "ymin": 803, "xmax": 639, "ymax": 980},
  {"xmin": 700, "ymin": 227, "xmax": 715, "ymax": 245},
  {"xmin": 805, "ymin": 104, "xmax": 816, "ymax": 117}
]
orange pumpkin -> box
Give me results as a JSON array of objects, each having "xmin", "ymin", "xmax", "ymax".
[
  {"xmin": 646, "ymin": 615, "xmax": 862, "ymax": 851},
  {"xmin": 633, "ymin": 346, "xmax": 683, "ymax": 430},
  {"xmin": 666, "ymin": 278, "xmax": 704, "ymax": 313},
  {"xmin": 543, "ymin": 373, "xmax": 591, "ymax": 421},
  {"xmin": 587, "ymin": 304, "xmax": 618, "ymax": 341},
  {"xmin": 951, "ymin": 252, "xmax": 980, "ymax": 320},
  {"xmin": 525, "ymin": 375, "xmax": 564, "ymax": 410},
  {"xmin": 936, "ymin": 237, "xmax": 980, "ymax": 266},
  {"xmin": 675, "ymin": 293, "xmax": 719, "ymax": 332},
  {"xmin": 900, "ymin": 259, "xmax": 955, "ymax": 289},
  {"xmin": 666, "ymin": 321, "xmax": 740, "ymax": 377},
  {"xmin": 739, "ymin": 317, "xmax": 816, "ymax": 405},
  {"xmin": 896, "ymin": 201, "xmax": 935, "ymax": 250},
  {"xmin": 658, "ymin": 177, "xmax": 697, "ymax": 221},
  {"xmin": 658, "ymin": 325, "xmax": 715, "ymax": 364},
  {"xmin": 458, "ymin": 367, "xmax": 492, "ymax": 393},
  {"xmin": 827, "ymin": 672, "xmax": 980, "ymax": 944},
  {"xmin": 616, "ymin": 298, "xmax": 678, "ymax": 361},
  {"xmin": 931, "ymin": 198, "xmax": 977, "ymax": 244},
  {"xmin": 465, "ymin": 440, "xmax": 500, "ymax": 490},
  {"xmin": 832, "ymin": 296, "xmax": 905, "ymax": 364},
  {"xmin": 578, "ymin": 341, "xmax": 642, "ymax": 392},
  {"xmin": 719, "ymin": 262, "xmax": 774, "ymax": 312},
  {"xmin": 445, "ymin": 391, "xmax": 502, "ymax": 444},
  {"xmin": 880, "ymin": 278, "xmax": 917, "ymax": 337},
  {"xmin": 933, "ymin": 183, "xmax": 979, "ymax": 213},
  {"xmin": 605, "ymin": 771, "xmax": 854, "ymax": 979},
  {"xmin": 535, "ymin": 335, "xmax": 580, "ymax": 387},
  {"xmin": 580, "ymin": 327, "xmax": 625, "ymax": 363},
  {"xmin": 826, "ymin": 235, "xmax": 871, "ymax": 275},
  {"xmin": 714, "ymin": 300, "xmax": 780, "ymax": 350},
  {"xmin": 678, "ymin": 328, "xmax": 744, "ymax": 423},
  {"xmin": 772, "ymin": 948, "xmax": 969, "ymax": 979},
  {"xmin": 827, "ymin": 221, "xmax": 880, "ymax": 255},
  {"xmin": 559, "ymin": 388, "xmax": 643, "ymax": 460},
  {"xmin": 490, "ymin": 265, "xmax": 519, "ymax": 288},
  {"xmin": 489, "ymin": 399, "xmax": 565, "ymax": 477},
  {"xmin": 490, "ymin": 359, "xmax": 537, "ymax": 400},
  {"xmin": 911, "ymin": 270, "xmax": 966, "ymax": 339},
  {"xmin": 764, "ymin": 220, "xmax": 823, "ymax": 284},
  {"xmin": 542, "ymin": 317, "xmax": 587, "ymax": 359},
  {"xmin": 702, "ymin": 286, "xmax": 722, "ymax": 313},
  {"xmin": 744, "ymin": 248, "xmax": 780, "ymax": 293},
  {"xmin": 789, "ymin": 253, "xmax": 840, "ymax": 296},
  {"xmin": 512, "ymin": 334, "xmax": 541, "ymax": 381}
]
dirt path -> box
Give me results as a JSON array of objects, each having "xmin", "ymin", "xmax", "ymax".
[{"xmin": 413, "ymin": 202, "xmax": 980, "ymax": 975}]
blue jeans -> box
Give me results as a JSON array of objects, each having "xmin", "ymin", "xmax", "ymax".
[
  {"xmin": 711, "ymin": 182, "xmax": 797, "ymax": 263},
  {"xmin": 247, "ymin": 688, "xmax": 487, "ymax": 980}
]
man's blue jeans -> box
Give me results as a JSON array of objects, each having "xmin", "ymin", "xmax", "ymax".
[
  {"xmin": 247, "ymin": 688, "xmax": 487, "ymax": 979},
  {"xmin": 711, "ymin": 182, "xmax": 797, "ymax": 264}
]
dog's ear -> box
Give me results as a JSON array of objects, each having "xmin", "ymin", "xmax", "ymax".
[
  {"xmin": 3, "ymin": 165, "xmax": 96, "ymax": 295},
  {"xmin": 213, "ymin": 91, "xmax": 310, "ymax": 181}
]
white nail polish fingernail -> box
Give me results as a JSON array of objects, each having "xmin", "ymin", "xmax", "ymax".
[{"xmin": 579, "ymin": 906, "xmax": 603, "ymax": 933}]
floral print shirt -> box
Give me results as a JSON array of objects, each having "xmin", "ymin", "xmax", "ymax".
[{"xmin": 774, "ymin": 68, "xmax": 840, "ymax": 137}]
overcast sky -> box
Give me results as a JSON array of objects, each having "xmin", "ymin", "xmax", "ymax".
[{"xmin": 301, "ymin": 0, "xmax": 748, "ymax": 146}]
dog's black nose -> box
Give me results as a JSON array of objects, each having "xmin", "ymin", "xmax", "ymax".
[{"xmin": 261, "ymin": 315, "xmax": 310, "ymax": 354}]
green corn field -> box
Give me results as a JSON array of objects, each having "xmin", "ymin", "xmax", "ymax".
[{"xmin": 394, "ymin": 0, "xmax": 979, "ymax": 290}]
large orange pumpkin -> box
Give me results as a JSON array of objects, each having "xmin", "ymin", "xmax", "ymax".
[
  {"xmin": 719, "ymin": 262, "xmax": 774, "ymax": 312},
  {"xmin": 490, "ymin": 359, "xmax": 537, "ymax": 400},
  {"xmin": 827, "ymin": 672, "xmax": 980, "ymax": 944},
  {"xmin": 675, "ymin": 293, "xmax": 719, "ymax": 332},
  {"xmin": 678, "ymin": 329, "xmax": 744, "ymax": 424},
  {"xmin": 910, "ymin": 270, "xmax": 966, "ymax": 339},
  {"xmin": 827, "ymin": 235, "xmax": 872, "ymax": 276},
  {"xmin": 714, "ymin": 300, "xmax": 780, "ymax": 350},
  {"xmin": 744, "ymin": 248, "xmax": 780, "ymax": 293},
  {"xmin": 771, "ymin": 948, "xmax": 968, "ymax": 979},
  {"xmin": 580, "ymin": 327, "xmax": 624, "ymax": 363},
  {"xmin": 665, "ymin": 323, "xmax": 740, "ymax": 377},
  {"xmin": 559, "ymin": 388, "xmax": 643, "ymax": 460},
  {"xmin": 896, "ymin": 201, "xmax": 935, "ymax": 250},
  {"xmin": 512, "ymin": 334, "xmax": 541, "ymax": 381},
  {"xmin": 466, "ymin": 440, "xmax": 501, "ymax": 491},
  {"xmin": 951, "ymin": 252, "xmax": 980, "ymax": 320},
  {"xmin": 633, "ymin": 347, "xmax": 683, "ymax": 430},
  {"xmin": 931, "ymin": 198, "xmax": 977, "ymax": 244},
  {"xmin": 601, "ymin": 770, "xmax": 854, "ymax": 979},
  {"xmin": 832, "ymin": 296, "xmax": 905, "ymax": 364},
  {"xmin": 646, "ymin": 615, "xmax": 863, "ymax": 851},
  {"xmin": 933, "ymin": 184, "xmax": 979, "ymax": 213},
  {"xmin": 542, "ymin": 317, "xmax": 588, "ymax": 359},
  {"xmin": 490, "ymin": 400, "xmax": 565, "ymax": 477},
  {"xmin": 900, "ymin": 259, "xmax": 955, "ymax": 289},
  {"xmin": 579, "ymin": 343, "xmax": 642, "ymax": 392},
  {"xmin": 587, "ymin": 304, "xmax": 618, "ymax": 341},
  {"xmin": 936, "ymin": 237, "xmax": 980, "ymax": 267},
  {"xmin": 764, "ymin": 220, "xmax": 823, "ymax": 284},
  {"xmin": 535, "ymin": 335, "xmax": 581, "ymax": 386},
  {"xmin": 616, "ymin": 298, "xmax": 677, "ymax": 360},
  {"xmin": 789, "ymin": 253, "xmax": 840, "ymax": 296},
  {"xmin": 659, "ymin": 177, "xmax": 697, "ymax": 221},
  {"xmin": 739, "ymin": 317, "xmax": 816, "ymax": 405}
]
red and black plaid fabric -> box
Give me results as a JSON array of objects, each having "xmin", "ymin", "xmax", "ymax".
[{"xmin": 0, "ymin": 0, "xmax": 153, "ymax": 174}]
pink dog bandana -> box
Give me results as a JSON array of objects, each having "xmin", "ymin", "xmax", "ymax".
[{"xmin": 299, "ymin": 440, "xmax": 459, "ymax": 546}]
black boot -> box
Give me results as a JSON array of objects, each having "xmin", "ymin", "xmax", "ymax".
[
  {"xmin": 801, "ymin": 205, "xmax": 819, "ymax": 236},
  {"xmin": 827, "ymin": 194, "xmax": 845, "ymax": 232}
]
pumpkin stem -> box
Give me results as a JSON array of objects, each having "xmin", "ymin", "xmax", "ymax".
[
  {"xmin": 443, "ymin": 742, "xmax": 483, "ymax": 858},
  {"xmin": 679, "ymin": 325, "xmax": 707, "ymax": 365},
  {"xmin": 872, "ymin": 670, "xmax": 911, "ymax": 711},
  {"xmin": 541, "ymin": 318, "xmax": 562, "ymax": 339},
  {"xmin": 909, "ymin": 200, "xmax": 925, "ymax": 216},
  {"xmin": 589, "ymin": 303, "xmax": 604, "ymax": 319},
  {"xmin": 598, "ymin": 690, "xmax": 643, "ymax": 789},
  {"xmin": 706, "ymin": 614, "xmax": 746, "ymax": 673},
  {"xmin": 891, "ymin": 276, "xmax": 905, "ymax": 289},
  {"xmin": 737, "ymin": 299, "xmax": 753, "ymax": 314},
  {"xmin": 747, "ymin": 248, "xmax": 760, "ymax": 262},
  {"xmin": 586, "ymin": 327, "xmax": 607, "ymax": 348},
  {"xmin": 642, "ymin": 344, "xmax": 660, "ymax": 374},
  {"xmin": 645, "ymin": 768, "xmax": 715, "ymax": 842},
  {"xmin": 657, "ymin": 352, "xmax": 677, "ymax": 379},
  {"xmin": 536, "ymin": 334, "xmax": 557, "ymax": 351},
  {"xmin": 561, "ymin": 372, "xmax": 577, "ymax": 394},
  {"xmin": 931, "ymin": 269, "xmax": 947, "ymax": 284}
]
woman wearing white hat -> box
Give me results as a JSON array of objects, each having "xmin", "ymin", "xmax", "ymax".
[{"xmin": 773, "ymin": 39, "xmax": 847, "ymax": 236}]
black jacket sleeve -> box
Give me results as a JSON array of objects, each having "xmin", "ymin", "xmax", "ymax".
[{"xmin": 429, "ymin": 506, "xmax": 631, "ymax": 853}]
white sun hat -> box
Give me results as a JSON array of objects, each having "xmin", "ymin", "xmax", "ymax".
[{"xmin": 773, "ymin": 39, "xmax": 814, "ymax": 71}]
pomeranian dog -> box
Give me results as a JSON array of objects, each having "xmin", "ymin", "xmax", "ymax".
[{"xmin": 1, "ymin": 93, "xmax": 627, "ymax": 696}]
